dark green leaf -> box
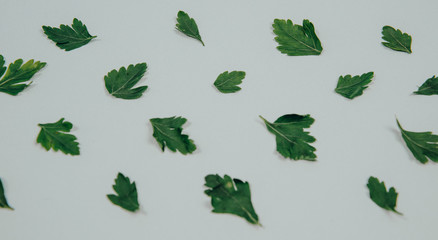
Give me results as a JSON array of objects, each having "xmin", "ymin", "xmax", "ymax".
[
  {"xmin": 204, "ymin": 174, "xmax": 260, "ymax": 225},
  {"xmin": 414, "ymin": 76, "xmax": 438, "ymax": 95},
  {"xmin": 107, "ymin": 173, "xmax": 139, "ymax": 212},
  {"xmin": 381, "ymin": 26, "xmax": 412, "ymax": 53},
  {"xmin": 260, "ymin": 114, "xmax": 316, "ymax": 161},
  {"xmin": 396, "ymin": 119, "xmax": 438, "ymax": 164},
  {"xmin": 335, "ymin": 72, "xmax": 374, "ymax": 99},
  {"xmin": 42, "ymin": 18, "xmax": 96, "ymax": 51},
  {"xmin": 367, "ymin": 176, "xmax": 401, "ymax": 214},
  {"xmin": 150, "ymin": 116, "xmax": 196, "ymax": 155},
  {"xmin": 104, "ymin": 63, "xmax": 148, "ymax": 100},
  {"xmin": 214, "ymin": 71, "xmax": 246, "ymax": 93},
  {"xmin": 273, "ymin": 19, "xmax": 322, "ymax": 56},
  {"xmin": 0, "ymin": 55, "xmax": 46, "ymax": 96},
  {"xmin": 36, "ymin": 118, "xmax": 80, "ymax": 156},
  {"xmin": 0, "ymin": 178, "xmax": 13, "ymax": 210},
  {"xmin": 176, "ymin": 11, "xmax": 204, "ymax": 46}
]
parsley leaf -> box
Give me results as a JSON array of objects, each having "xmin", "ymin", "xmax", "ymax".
[
  {"xmin": 260, "ymin": 114, "xmax": 316, "ymax": 161},
  {"xmin": 42, "ymin": 18, "xmax": 96, "ymax": 51},
  {"xmin": 214, "ymin": 71, "xmax": 246, "ymax": 93},
  {"xmin": 335, "ymin": 72, "xmax": 374, "ymax": 99},
  {"xmin": 104, "ymin": 63, "xmax": 148, "ymax": 100},
  {"xmin": 0, "ymin": 178, "xmax": 13, "ymax": 210},
  {"xmin": 381, "ymin": 26, "xmax": 412, "ymax": 53},
  {"xmin": 176, "ymin": 11, "xmax": 204, "ymax": 46},
  {"xmin": 273, "ymin": 19, "xmax": 322, "ymax": 56},
  {"xmin": 204, "ymin": 174, "xmax": 260, "ymax": 226},
  {"xmin": 150, "ymin": 116, "xmax": 196, "ymax": 155},
  {"xmin": 414, "ymin": 76, "xmax": 438, "ymax": 95},
  {"xmin": 0, "ymin": 55, "xmax": 46, "ymax": 96},
  {"xmin": 107, "ymin": 173, "xmax": 139, "ymax": 212},
  {"xmin": 396, "ymin": 119, "xmax": 438, "ymax": 164},
  {"xmin": 367, "ymin": 176, "xmax": 402, "ymax": 215},
  {"xmin": 36, "ymin": 118, "xmax": 80, "ymax": 156}
]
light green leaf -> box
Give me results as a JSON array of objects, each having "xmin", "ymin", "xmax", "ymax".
[
  {"xmin": 0, "ymin": 178, "xmax": 13, "ymax": 210},
  {"xmin": 176, "ymin": 11, "xmax": 204, "ymax": 46},
  {"xmin": 104, "ymin": 63, "xmax": 148, "ymax": 100},
  {"xmin": 396, "ymin": 119, "xmax": 438, "ymax": 164},
  {"xmin": 107, "ymin": 173, "xmax": 139, "ymax": 212},
  {"xmin": 42, "ymin": 18, "xmax": 96, "ymax": 51},
  {"xmin": 273, "ymin": 19, "xmax": 322, "ymax": 56},
  {"xmin": 260, "ymin": 114, "xmax": 316, "ymax": 161},
  {"xmin": 204, "ymin": 174, "xmax": 260, "ymax": 225},
  {"xmin": 414, "ymin": 76, "xmax": 438, "ymax": 95},
  {"xmin": 381, "ymin": 26, "xmax": 412, "ymax": 53},
  {"xmin": 214, "ymin": 71, "xmax": 246, "ymax": 93},
  {"xmin": 150, "ymin": 116, "xmax": 196, "ymax": 155},
  {"xmin": 335, "ymin": 72, "xmax": 374, "ymax": 99},
  {"xmin": 0, "ymin": 55, "xmax": 46, "ymax": 96},
  {"xmin": 367, "ymin": 176, "xmax": 401, "ymax": 215},
  {"xmin": 36, "ymin": 118, "xmax": 80, "ymax": 156}
]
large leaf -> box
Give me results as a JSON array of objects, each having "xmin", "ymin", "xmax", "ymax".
[
  {"xmin": 104, "ymin": 63, "xmax": 148, "ymax": 100},
  {"xmin": 42, "ymin": 18, "xmax": 97, "ymax": 51},
  {"xmin": 214, "ymin": 71, "xmax": 246, "ymax": 93},
  {"xmin": 260, "ymin": 114, "xmax": 316, "ymax": 161},
  {"xmin": 367, "ymin": 176, "xmax": 401, "ymax": 215},
  {"xmin": 176, "ymin": 11, "xmax": 204, "ymax": 46},
  {"xmin": 396, "ymin": 119, "xmax": 438, "ymax": 164},
  {"xmin": 107, "ymin": 173, "xmax": 139, "ymax": 212},
  {"xmin": 273, "ymin": 19, "xmax": 322, "ymax": 56},
  {"xmin": 381, "ymin": 26, "xmax": 412, "ymax": 53},
  {"xmin": 414, "ymin": 76, "xmax": 438, "ymax": 95},
  {"xmin": 150, "ymin": 116, "xmax": 196, "ymax": 155},
  {"xmin": 335, "ymin": 72, "xmax": 374, "ymax": 99},
  {"xmin": 204, "ymin": 174, "xmax": 260, "ymax": 225},
  {"xmin": 0, "ymin": 55, "xmax": 46, "ymax": 96},
  {"xmin": 0, "ymin": 178, "xmax": 13, "ymax": 210},
  {"xmin": 36, "ymin": 118, "xmax": 80, "ymax": 156}
]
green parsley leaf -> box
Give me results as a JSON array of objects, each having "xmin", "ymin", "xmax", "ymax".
[
  {"xmin": 414, "ymin": 76, "xmax": 438, "ymax": 95},
  {"xmin": 42, "ymin": 18, "xmax": 96, "ymax": 51},
  {"xmin": 381, "ymin": 26, "xmax": 412, "ymax": 53},
  {"xmin": 396, "ymin": 119, "xmax": 438, "ymax": 164},
  {"xmin": 204, "ymin": 174, "xmax": 260, "ymax": 226},
  {"xmin": 260, "ymin": 114, "xmax": 316, "ymax": 161},
  {"xmin": 0, "ymin": 178, "xmax": 13, "ymax": 210},
  {"xmin": 107, "ymin": 173, "xmax": 139, "ymax": 212},
  {"xmin": 176, "ymin": 11, "xmax": 204, "ymax": 46},
  {"xmin": 0, "ymin": 55, "xmax": 46, "ymax": 96},
  {"xmin": 104, "ymin": 63, "xmax": 148, "ymax": 100},
  {"xmin": 367, "ymin": 176, "xmax": 401, "ymax": 215},
  {"xmin": 214, "ymin": 71, "xmax": 246, "ymax": 93},
  {"xmin": 36, "ymin": 118, "xmax": 80, "ymax": 156},
  {"xmin": 335, "ymin": 72, "xmax": 374, "ymax": 99},
  {"xmin": 150, "ymin": 116, "xmax": 196, "ymax": 155},
  {"xmin": 273, "ymin": 19, "xmax": 323, "ymax": 56}
]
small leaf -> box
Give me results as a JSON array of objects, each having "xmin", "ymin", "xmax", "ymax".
[
  {"xmin": 36, "ymin": 118, "xmax": 80, "ymax": 156},
  {"xmin": 396, "ymin": 119, "xmax": 438, "ymax": 164},
  {"xmin": 204, "ymin": 174, "xmax": 260, "ymax": 225},
  {"xmin": 381, "ymin": 26, "xmax": 412, "ymax": 53},
  {"xmin": 367, "ymin": 176, "xmax": 401, "ymax": 215},
  {"xmin": 176, "ymin": 11, "xmax": 204, "ymax": 46},
  {"xmin": 214, "ymin": 71, "xmax": 246, "ymax": 93},
  {"xmin": 414, "ymin": 76, "xmax": 438, "ymax": 95},
  {"xmin": 0, "ymin": 55, "xmax": 46, "ymax": 96},
  {"xmin": 260, "ymin": 114, "xmax": 316, "ymax": 161},
  {"xmin": 104, "ymin": 63, "xmax": 148, "ymax": 100},
  {"xmin": 150, "ymin": 116, "xmax": 196, "ymax": 155},
  {"xmin": 0, "ymin": 178, "xmax": 13, "ymax": 210},
  {"xmin": 273, "ymin": 19, "xmax": 323, "ymax": 56},
  {"xmin": 42, "ymin": 18, "xmax": 97, "ymax": 51},
  {"xmin": 107, "ymin": 173, "xmax": 139, "ymax": 212},
  {"xmin": 335, "ymin": 72, "xmax": 374, "ymax": 99}
]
